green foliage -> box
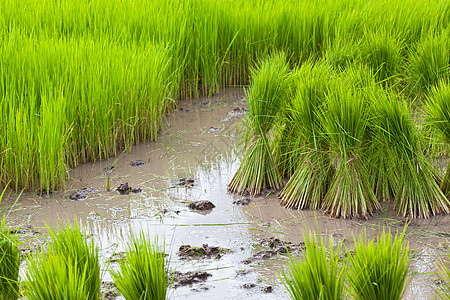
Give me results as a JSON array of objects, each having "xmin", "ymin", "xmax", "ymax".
[
  {"xmin": 228, "ymin": 52, "xmax": 290, "ymax": 195},
  {"xmin": 111, "ymin": 234, "xmax": 168, "ymax": 300},
  {"xmin": 281, "ymin": 232, "xmax": 345, "ymax": 300},
  {"xmin": 23, "ymin": 221, "xmax": 101, "ymax": 300},
  {"xmin": 347, "ymin": 229, "xmax": 411, "ymax": 300},
  {"xmin": 426, "ymin": 81, "xmax": 450, "ymax": 195},
  {"xmin": 0, "ymin": 188, "xmax": 20, "ymax": 300}
]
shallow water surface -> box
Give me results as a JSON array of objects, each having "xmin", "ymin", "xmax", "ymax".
[{"xmin": 4, "ymin": 88, "xmax": 450, "ymax": 299}]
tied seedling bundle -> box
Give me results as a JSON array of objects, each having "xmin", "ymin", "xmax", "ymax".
[
  {"xmin": 426, "ymin": 81, "xmax": 450, "ymax": 196},
  {"xmin": 319, "ymin": 73, "xmax": 379, "ymax": 219},
  {"xmin": 228, "ymin": 52, "xmax": 290, "ymax": 195},
  {"xmin": 372, "ymin": 91, "xmax": 449, "ymax": 218},
  {"xmin": 279, "ymin": 61, "xmax": 334, "ymax": 210}
]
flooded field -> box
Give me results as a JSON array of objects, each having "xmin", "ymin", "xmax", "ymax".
[{"xmin": 3, "ymin": 88, "xmax": 450, "ymax": 299}]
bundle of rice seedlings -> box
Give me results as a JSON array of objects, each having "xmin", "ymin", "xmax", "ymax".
[
  {"xmin": 425, "ymin": 81, "xmax": 450, "ymax": 196},
  {"xmin": 23, "ymin": 220, "xmax": 100, "ymax": 300},
  {"xmin": 279, "ymin": 61, "xmax": 334, "ymax": 209},
  {"xmin": 373, "ymin": 92, "xmax": 450, "ymax": 218},
  {"xmin": 359, "ymin": 29, "xmax": 403, "ymax": 83},
  {"xmin": 320, "ymin": 82, "xmax": 379, "ymax": 219},
  {"xmin": 408, "ymin": 30, "xmax": 450, "ymax": 93},
  {"xmin": 347, "ymin": 229, "xmax": 411, "ymax": 300},
  {"xmin": 111, "ymin": 234, "xmax": 168, "ymax": 300},
  {"xmin": 0, "ymin": 188, "xmax": 20, "ymax": 300},
  {"xmin": 280, "ymin": 231, "xmax": 345, "ymax": 300},
  {"xmin": 228, "ymin": 52, "xmax": 290, "ymax": 195}
]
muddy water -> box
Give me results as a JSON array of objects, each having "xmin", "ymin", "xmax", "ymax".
[{"xmin": 3, "ymin": 88, "xmax": 450, "ymax": 299}]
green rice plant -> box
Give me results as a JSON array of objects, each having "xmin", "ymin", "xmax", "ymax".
[
  {"xmin": 280, "ymin": 231, "xmax": 345, "ymax": 300},
  {"xmin": 111, "ymin": 233, "xmax": 168, "ymax": 300},
  {"xmin": 0, "ymin": 187, "xmax": 20, "ymax": 300},
  {"xmin": 319, "ymin": 74, "xmax": 379, "ymax": 219},
  {"xmin": 346, "ymin": 228, "xmax": 411, "ymax": 300},
  {"xmin": 426, "ymin": 81, "xmax": 450, "ymax": 196},
  {"xmin": 408, "ymin": 30, "xmax": 450, "ymax": 93},
  {"xmin": 372, "ymin": 90, "xmax": 450, "ymax": 218},
  {"xmin": 23, "ymin": 220, "xmax": 100, "ymax": 300},
  {"xmin": 359, "ymin": 29, "xmax": 404, "ymax": 83},
  {"xmin": 228, "ymin": 52, "xmax": 290, "ymax": 195},
  {"xmin": 278, "ymin": 61, "xmax": 334, "ymax": 209}
]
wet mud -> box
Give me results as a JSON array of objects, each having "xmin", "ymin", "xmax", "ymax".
[
  {"xmin": 177, "ymin": 244, "xmax": 231, "ymax": 259},
  {"xmin": 2, "ymin": 88, "xmax": 450, "ymax": 299}
]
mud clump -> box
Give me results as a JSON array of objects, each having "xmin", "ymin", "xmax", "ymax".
[
  {"xmin": 242, "ymin": 237, "xmax": 305, "ymax": 264},
  {"xmin": 130, "ymin": 160, "xmax": 145, "ymax": 167},
  {"xmin": 177, "ymin": 244, "xmax": 230, "ymax": 259},
  {"xmin": 36, "ymin": 188, "xmax": 52, "ymax": 198},
  {"xmin": 117, "ymin": 182, "xmax": 141, "ymax": 195},
  {"xmin": 172, "ymin": 271, "xmax": 212, "ymax": 288},
  {"xmin": 178, "ymin": 178, "xmax": 195, "ymax": 188},
  {"xmin": 101, "ymin": 282, "xmax": 119, "ymax": 300},
  {"xmin": 188, "ymin": 200, "xmax": 215, "ymax": 210},
  {"xmin": 233, "ymin": 197, "xmax": 251, "ymax": 205},
  {"xmin": 242, "ymin": 283, "xmax": 256, "ymax": 289},
  {"xmin": 263, "ymin": 286, "xmax": 273, "ymax": 293},
  {"xmin": 68, "ymin": 188, "xmax": 96, "ymax": 200}
]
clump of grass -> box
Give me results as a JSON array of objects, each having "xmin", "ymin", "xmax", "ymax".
[
  {"xmin": 359, "ymin": 29, "xmax": 403, "ymax": 83},
  {"xmin": 408, "ymin": 31, "xmax": 450, "ymax": 93},
  {"xmin": 347, "ymin": 229, "xmax": 411, "ymax": 300},
  {"xmin": 280, "ymin": 231, "xmax": 345, "ymax": 300},
  {"xmin": 228, "ymin": 52, "xmax": 290, "ymax": 195},
  {"xmin": 23, "ymin": 220, "xmax": 100, "ymax": 300},
  {"xmin": 320, "ymin": 71, "xmax": 379, "ymax": 219},
  {"xmin": 425, "ymin": 81, "xmax": 450, "ymax": 196},
  {"xmin": 0, "ymin": 187, "xmax": 20, "ymax": 300},
  {"xmin": 373, "ymin": 91, "xmax": 450, "ymax": 218},
  {"xmin": 279, "ymin": 61, "xmax": 334, "ymax": 209},
  {"xmin": 111, "ymin": 233, "xmax": 169, "ymax": 300}
]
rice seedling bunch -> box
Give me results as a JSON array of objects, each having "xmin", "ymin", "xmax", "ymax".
[
  {"xmin": 425, "ymin": 81, "xmax": 450, "ymax": 196},
  {"xmin": 23, "ymin": 252, "xmax": 90, "ymax": 300},
  {"xmin": 347, "ymin": 229, "xmax": 411, "ymax": 300},
  {"xmin": 24, "ymin": 220, "xmax": 100, "ymax": 299},
  {"xmin": 280, "ymin": 232, "xmax": 345, "ymax": 300},
  {"xmin": 372, "ymin": 92, "xmax": 450, "ymax": 218},
  {"xmin": 359, "ymin": 29, "xmax": 404, "ymax": 83},
  {"xmin": 228, "ymin": 52, "xmax": 290, "ymax": 195},
  {"xmin": 279, "ymin": 61, "xmax": 334, "ymax": 209},
  {"xmin": 319, "ymin": 77, "xmax": 379, "ymax": 219},
  {"xmin": 408, "ymin": 30, "xmax": 450, "ymax": 93},
  {"xmin": 0, "ymin": 188, "xmax": 20, "ymax": 300},
  {"xmin": 111, "ymin": 234, "xmax": 168, "ymax": 300}
]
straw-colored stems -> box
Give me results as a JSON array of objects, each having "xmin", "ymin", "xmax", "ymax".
[{"xmin": 279, "ymin": 151, "xmax": 331, "ymax": 210}]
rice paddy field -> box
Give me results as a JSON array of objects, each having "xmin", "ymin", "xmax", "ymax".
[{"xmin": 1, "ymin": 0, "xmax": 450, "ymax": 299}]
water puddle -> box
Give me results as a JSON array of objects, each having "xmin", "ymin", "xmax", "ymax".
[{"xmin": 3, "ymin": 88, "xmax": 450, "ymax": 299}]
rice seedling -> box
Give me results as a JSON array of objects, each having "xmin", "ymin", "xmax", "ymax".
[
  {"xmin": 408, "ymin": 30, "xmax": 450, "ymax": 93},
  {"xmin": 426, "ymin": 81, "xmax": 450, "ymax": 196},
  {"xmin": 0, "ymin": 187, "xmax": 20, "ymax": 300},
  {"xmin": 278, "ymin": 61, "xmax": 334, "ymax": 210},
  {"xmin": 228, "ymin": 52, "xmax": 290, "ymax": 196},
  {"xmin": 372, "ymin": 90, "xmax": 450, "ymax": 218},
  {"xmin": 111, "ymin": 233, "xmax": 169, "ymax": 300},
  {"xmin": 23, "ymin": 220, "xmax": 101, "ymax": 300},
  {"xmin": 280, "ymin": 231, "xmax": 345, "ymax": 300},
  {"xmin": 319, "ymin": 70, "xmax": 379, "ymax": 219},
  {"xmin": 346, "ymin": 228, "xmax": 411, "ymax": 300}
]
